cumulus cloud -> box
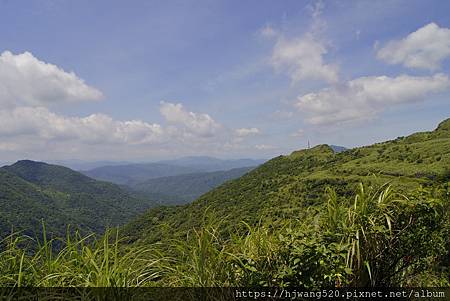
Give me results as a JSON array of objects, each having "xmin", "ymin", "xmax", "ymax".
[
  {"xmin": 271, "ymin": 35, "xmax": 339, "ymax": 83},
  {"xmin": 265, "ymin": 1, "xmax": 338, "ymax": 83},
  {"xmin": 295, "ymin": 74, "xmax": 450, "ymax": 125},
  {"xmin": 0, "ymin": 51, "xmax": 103, "ymax": 108},
  {"xmin": 0, "ymin": 51, "xmax": 168, "ymax": 148},
  {"xmin": 235, "ymin": 127, "xmax": 260, "ymax": 137},
  {"xmin": 377, "ymin": 23, "xmax": 450, "ymax": 70},
  {"xmin": 0, "ymin": 50, "xmax": 267, "ymax": 159},
  {"xmin": 159, "ymin": 101, "xmax": 221, "ymax": 137},
  {"xmin": 0, "ymin": 107, "xmax": 164, "ymax": 145}
]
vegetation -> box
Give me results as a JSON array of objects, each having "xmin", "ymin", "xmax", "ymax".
[
  {"xmin": 0, "ymin": 161, "xmax": 155, "ymax": 241},
  {"xmin": 0, "ymin": 184, "xmax": 448, "ymax": 287}
]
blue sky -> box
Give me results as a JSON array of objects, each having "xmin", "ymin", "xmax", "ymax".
[{"xmin": 1, "ymin": 0, "xmax": 450, "ymax": 161}]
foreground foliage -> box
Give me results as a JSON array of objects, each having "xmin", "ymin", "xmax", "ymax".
[{"xmin": 1, "ymin": 184, "xmax": 448, "ymax": 287}]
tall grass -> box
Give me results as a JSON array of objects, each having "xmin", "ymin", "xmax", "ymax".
[
  {"xmin": 0, "ymin": 228, "xmax": 162, "ymax": 287},
  {"xmin": 0, "ymin": 183, "xmax": 448, "ymax": 288}
]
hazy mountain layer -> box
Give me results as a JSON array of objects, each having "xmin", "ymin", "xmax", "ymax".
[
  {"xmin": 82, "ymin": 157, "xmax": 265, "ymax": 186},
  {"xmin": 157, "ymin": 156, "xmax": 266, "ymax": 172},
  {"xmin": 131, "ymin": 167, "xmax": 254, "ymax": 205}
]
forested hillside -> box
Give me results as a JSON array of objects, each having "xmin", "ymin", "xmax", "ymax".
[{"xmin": 0, "ymin": 161, "xmax": 155, "ymax": 239}]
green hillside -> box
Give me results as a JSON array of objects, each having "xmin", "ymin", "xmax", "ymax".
[
  {"xmin": 122, "ymin": 118, "xmax": 450, "ymax": 244},
  {"xmin": 0, "ymin": 169, "xmax": 81, "ymax": 238},
  {"xmin": 0, "ymin": 161, "xmax": 155, "ymax": 239},
  {"xmin": 131, "ymin": 167, "xmax": 254, "ymax": 204}
]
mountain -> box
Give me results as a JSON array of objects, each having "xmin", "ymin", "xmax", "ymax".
[
  {"xmin": 130, "ymin": 167, "xmax": 254, "ymax": 205},
  {"xmin": 121, "ymin": 118, "xmax": 450, "ymax": 244},
  {"xmin": 82, "ymin": 157, "xmax": 265, "ymax": 186},
  {"xmin": 157, "ymin": 156, "xmax": 266, "ymax": 172},
  {"xmin": 82, "ymin": 163, "xmax": 201, "ymax": 186},
  {"xmin": 0, "ymin": 161, "xmax": 155, "ymax": 239}
]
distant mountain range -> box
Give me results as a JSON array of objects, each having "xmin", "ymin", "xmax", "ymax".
[
  {"xmin": 0, "ymin": 160, "xmax": 154, "ymax": 240},
  {"xmin": 157, "ymin": 156, "xmax": 266, "ymax": 172},
  {"xmin": 130, "ymin": 167, "xmax": 254, "ymax": 205},
  {"xmin": 82, "ymin": 156, "xmax": 266, "ymax": 186},
  {"xmin": 82, "ymin": 163, "xmax": 198, "ymax": 186}
]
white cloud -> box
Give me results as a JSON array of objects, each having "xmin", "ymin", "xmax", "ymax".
[
  {"xmin": 235, "ymin": 127, "xmax": 260, "ymax": 137},
  {"xmin": 159, "ymin": 101, "xmax": 221, "ymax": 137},
  {"xmin": 295, "ymin": 74, "xmax": 450, "ymax": 125},
  {"xmin": 0, "ymin": 51, "xmax": 262, "ymax": 159},
  {"xmin": 0, "ymin": 103, "xmax": 254, "ymax": 159},
  {"xmin": 271, "ymin": 35, "xmax": 339, "ymax": 83},
  {"xmin": 0, "ymin": 51, "xmax": 168, "ymax": 150},
  {"xmin": 0, "ymin": 51, "xmax": 103, "ymax": 108},
  {"xmin": 266, "ymin": 1, "xmax": 338, "ymax": 83},
  {"xmin": 0, "ymin": 107, "xmax": 164, "ymax": 145},
  {"xmin": 377, "ymin": 23, "xmax": 450, "ymax": 70}
]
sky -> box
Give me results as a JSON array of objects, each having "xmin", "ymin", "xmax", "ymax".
[{"xmin": 1, "ymin": 0, "xmax": 450, "ymax": 162}]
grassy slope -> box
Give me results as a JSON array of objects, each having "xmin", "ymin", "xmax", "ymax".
[{"xmin": 121, "ymin": 118, "xmax": 450, "ymax": 244}]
